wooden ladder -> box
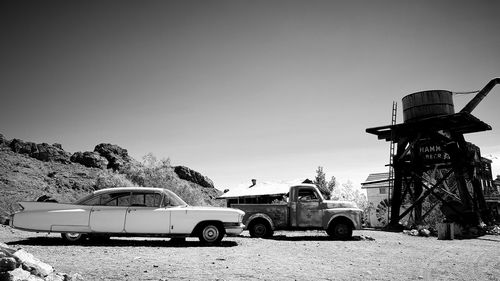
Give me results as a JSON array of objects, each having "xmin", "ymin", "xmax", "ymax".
[{"xmin": 387, "ymin": 101, "xmax": 397, "ymax": 223}]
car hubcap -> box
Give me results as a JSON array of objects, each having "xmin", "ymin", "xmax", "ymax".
[{"xmin": 203, "ymin": 226, "xmax": 219, "ymax": 242}]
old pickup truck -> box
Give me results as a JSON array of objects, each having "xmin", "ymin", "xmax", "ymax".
[{"xmin": 219, "ymin": 182, "xmax": 362, "ymax": 239}]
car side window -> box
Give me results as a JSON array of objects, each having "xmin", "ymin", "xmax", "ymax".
[
  {"xmin": 145, "ymin": 193, "xmax": 161, "ymax": 207},
  {"xmin": 100, "ymin": 192, "xmax": 131, "ymax": 206},
  {"xmin": 117, "ymin": 195, "xmax": 130, "ymax": 206},
  {"xmin": 79, "ymin": 191, "xmax": 161, "ymax": 207},
  {"xmin": 130, "ymin": 192, "xmax": 162, "ymax": 207}
]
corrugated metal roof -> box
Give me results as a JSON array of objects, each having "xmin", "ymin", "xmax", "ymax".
[
  {"xmin": 361, "ymin": 172, "xmax": 391, "ymax": 189},
  {"xmin": 218, "ymin": 179, "xmax": 305, "ymax": 198}
]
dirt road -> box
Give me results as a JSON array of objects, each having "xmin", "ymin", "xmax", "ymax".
[{"xmin": 1, "ymin": 226, "xmax": 499, "ymax": 280}]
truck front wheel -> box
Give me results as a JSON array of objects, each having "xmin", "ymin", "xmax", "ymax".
[
  {"xmin": 249, "ymin": 219, "xmax": 273, "ymax": 238},
  {"xmin": 327, "ymin": 221, "xmax": 353, "ymax": 240}
]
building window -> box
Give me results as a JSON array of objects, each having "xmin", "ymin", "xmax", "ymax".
[{"xmin": 379, "ymin": 187, "xmax": 387, "ymax": 194}]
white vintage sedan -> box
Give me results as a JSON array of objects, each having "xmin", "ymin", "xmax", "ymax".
[{"xmin": 10, "ymin": 187, "xmax": 245, "ymax": 245}]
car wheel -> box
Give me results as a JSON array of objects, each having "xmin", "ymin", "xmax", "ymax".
[
  {"xmin": 61, "ymin": 233, "xmax": 86, "ymax": 243},
  {"xmin": 249, "ymin": 220, "xmax": 273, "ymax": 238},
  {"xmin": 199, "ymin": 224, "xmax": 224, "ymax": 245},
  {"xmin": 327, "ymin": 222, "xmax": 353, "ymax": 240}
]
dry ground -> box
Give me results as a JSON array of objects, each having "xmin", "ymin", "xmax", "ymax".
[{"xmin": 1, "ymin": 225, "xmax": 499, "ymax": 281}]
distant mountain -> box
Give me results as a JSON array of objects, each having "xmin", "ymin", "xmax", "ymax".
[{"xmin": 0, "ymin": 133, "xmax": 222, "ymax": 218}]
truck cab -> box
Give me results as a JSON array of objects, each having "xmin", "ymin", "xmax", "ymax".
[{"xmin": 290, "ymin": 184, "xmax": 324, "ymax": 227}]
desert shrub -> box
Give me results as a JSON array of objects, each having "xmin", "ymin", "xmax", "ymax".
[
  {"xmin": 162, "ymin": 183, "xmax": 205, "ymax": 206},
  {"xmin": 122, "ymin": 153, "xmax": 173, "ymax": 187},
  {"xmin": 95, "ymin": 171, "xmax": 134, "ymax": 190},
  {"xmin": 421, "ymin": 199, "xmax": 445, "ymax": 231},
  {"xmin": 120, "ymin": 153, "xmax": 222, "ymax": 206},
  {"xmin": 0, "ymin": 195, "xmax": 26, "ymax": 217}
]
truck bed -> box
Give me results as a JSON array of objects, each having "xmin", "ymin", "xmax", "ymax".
[{"xmin": 232, "ymin": 203, "xmax": 289, "ymax": 229}]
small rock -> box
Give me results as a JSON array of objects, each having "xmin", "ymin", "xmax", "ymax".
[
  {"xmin": 0, "ymin": 257, "xmax": 18, "ymax": 271},
  {"xmin": 13, "ymin": 249, "xmax": 53, "ymax": 277},
  {"xmin": 1, "ymin": 267, "xmax": 31, "ymax": 280},
  {"xmin": 44, "ymin": 272, "xmax": 65, "ymax": 281},
  {"xmin": 67, "ymin": 273, "xmax": 85, "ymax": 281},
  {"xmin": 361, "ymin": 235, "xmax": 375, "ymax": 241},
  {"xmin": 419, "ymin": 229, "xmax": 430, "ymax": 237}
]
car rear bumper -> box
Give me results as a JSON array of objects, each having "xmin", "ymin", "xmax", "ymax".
[{"xmin": 224, "ymin": 223, "xmax": 245, "ymax": 236}]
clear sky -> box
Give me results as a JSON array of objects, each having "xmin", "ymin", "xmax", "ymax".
[{"xmin": 1, "ymin": 0, "xmax": 499, "ymax": 190}]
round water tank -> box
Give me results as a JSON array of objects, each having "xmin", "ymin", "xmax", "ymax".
[{"xmin": 402, "ymin": 90, "xmax": 454, "ymax": 123}]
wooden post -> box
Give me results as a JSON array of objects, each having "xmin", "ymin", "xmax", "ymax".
[
  {"xmin": 412, "ymin": 140, "xmax": 424, "ymax": 225},
  {"xmin": 438, "ymin": 223, "xmax": 454, "ymax": 240},
  {"xmin": 389, "ymin": 140, "xmax": 407, "ymax": 227}
]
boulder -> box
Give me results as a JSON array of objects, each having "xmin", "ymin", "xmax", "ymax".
[
  {"xmin": 8, "ymin": 139, "xmax": 71, "ymax": 164},
  {"xmin": 174, "ymin": 166, "xmax": 214, "ymax": 188},
  {"xmin": 0, "ymin": 134, "xmax": 8, "ymax": 147},
  {"xmin": 71, "ymin": 151, "xmax": 109, "ymax": 169},
  {"xmin": 94, "ymin": 143, "xmax": 132, "ymax": 171},
  {"xmin": 52, "ymin": 143, "xmax": 63, "ymax": 150},
  {"xmin": 0, "ymin": 257, "xmax": 18, "ymax": 272},
  {"xmin": 0, "ymin": 243, "xmax": 84, "ymax": 281},
  {"xmin": 9, "ymin": 139, "xmax": 37, "ymax": 155},
  {"xmin": 13, "ymin": 249, "xmax": 53, "ymax": 277},
  {"xmin": 0, "ymin": 267, "xmax": 32, "ymax": 280},
  {"xmin": 31, "ymin": 143, "xmax": 71, "ymax": 164}
]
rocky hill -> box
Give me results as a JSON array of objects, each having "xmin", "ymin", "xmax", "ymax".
[{"xmin": 0, "ymin": 133, "xmax": 223, "ymax": 218}]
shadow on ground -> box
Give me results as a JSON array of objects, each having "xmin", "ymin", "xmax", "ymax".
[
  {"xmin": 7, "ymin": 237, "xmax": 238, "ymax": 248},
  {"xmin": 244, "ymin": 235, "xmax": 374, "ymax": 242},
  {"xmin": 476, "ymin": 237, "xmax": 500, "ymax": 243}
]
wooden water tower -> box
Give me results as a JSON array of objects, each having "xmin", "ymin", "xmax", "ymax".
[{"xmin": 366, "ymin": 78, "xmax": 499, "ymax": 227}]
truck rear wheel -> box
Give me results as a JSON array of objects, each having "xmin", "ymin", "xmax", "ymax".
[{"xmin": 249, "ymin": 219, "xmax": 273, "ymax": 238}]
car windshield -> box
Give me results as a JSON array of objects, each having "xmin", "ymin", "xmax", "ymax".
[{"xmin": 163, "ymin": 189, "xmax": 188, "ymax": 207}]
